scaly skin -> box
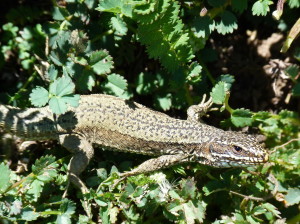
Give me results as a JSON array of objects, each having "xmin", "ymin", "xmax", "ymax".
[{"xmin": 0, "ymin": 94, "xmax": 268, "ymax": 193}]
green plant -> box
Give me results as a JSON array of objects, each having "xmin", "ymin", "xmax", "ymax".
[{"xmin": 0, "ymin": 0, "xmax": 299, "ymax": 223}]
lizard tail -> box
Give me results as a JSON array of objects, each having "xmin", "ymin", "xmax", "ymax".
[{"xmin": 0, "ymin": 104, "xmax": 56, "ymax": 140}]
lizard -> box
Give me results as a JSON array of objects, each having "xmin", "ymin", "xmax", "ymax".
[{"xmin": 0, "ymin": 94, "xmax": 268, "ymax": 194}]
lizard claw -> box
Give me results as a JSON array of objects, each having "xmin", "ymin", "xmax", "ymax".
[
  {"xmin": 111, "ymin": 176, "xmax": 126, "ymax": 189},
  {"xmin": 199, "ymin": 94, "xmax": 213, "ymax": 110},
  {"xmin": 63, "ymin": 173, "xmax": 92, "ymax": 218},
  {"xmin": 98, "ymin": 172, "xmax": 127, "ymax": 190}
]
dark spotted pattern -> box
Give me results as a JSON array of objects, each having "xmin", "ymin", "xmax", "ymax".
[{"xmin": 0, "ymin": 94, "xmax": 268, "ymax": 167}]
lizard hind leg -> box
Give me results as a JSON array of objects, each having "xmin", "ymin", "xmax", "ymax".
[{"xmin": 58, "ymin": 134, "xmax": 94, "ymax": 195}]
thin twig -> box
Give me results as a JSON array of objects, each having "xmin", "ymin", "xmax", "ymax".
[
  {"xmin": 229, "ymin": 190, "xmax": 265, "ymax": 202},
  {"xmin": 271, "ymin": 138, "xmax": 300, "ymax": 153},
  {"xmin": 242, "ymin": 168, "xmax": 261, "ymax": 176}
]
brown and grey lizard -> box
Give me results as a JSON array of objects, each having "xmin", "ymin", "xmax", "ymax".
[{"xmin": 0, "ymin": 94, "xmax": 268, "ymax": 194}]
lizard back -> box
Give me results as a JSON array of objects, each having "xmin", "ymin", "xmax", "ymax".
[{"xmin": 72, "ymin": 95, "xmax": 224, "ymax": 155}]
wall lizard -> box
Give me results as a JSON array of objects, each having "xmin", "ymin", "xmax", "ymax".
[{"xmin": 0, "ymin": 94, "xmax": 268, "ymax": 194}]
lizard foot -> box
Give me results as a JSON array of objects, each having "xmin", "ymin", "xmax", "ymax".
[
  {"xmin": 187, "ymin": 94, "xmax": 217, "ymax": 122},
  {"xmin": 63, "ymin": 173, "xmax": 92, "ymax": 219},
  {"xmin": 111, "ymin": 176, "xmax": 127, "ymax": 189}
]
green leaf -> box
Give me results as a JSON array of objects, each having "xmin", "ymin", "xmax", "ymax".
[
  {"xmin": 70, "ymin": 55, "xmax": 88, "ymax": 66},
  {"xmin": 187, "ymin": 62, "xmax": 202, "ymax": 83},
  {"xmin": 192, "ymin": 16, "xmax": 215, "ymax": 38},
  {"xmin": 89, "ymin": 50, "xmax": 114, "ymax": 75},
  {"xmin": 26, "ymin": 179, "xmax": 44, "ymax": 202},
  {"xmin": 60, "ymin": 94, "xmax": 80, "ymax": 108},
  {"xmin": 57, "ymin": 214, "xmax": 72, "ymax": 224},
  {"xmin": 215, "ymin": 10, "xmax": 238, "ymax": 35},
  {"xmin": 288, "ymin": 0, "xmax": 300, "ymax": 8},
  {"xmin": 50, "ymin": 30, "xmax": 71, "ymax": 52},
  {"xmin": 252, "ymin": 205, "xmax": 267, "ymax": 216},
  {"xmin": 203, "ymin": 180, "xmax": 226, "ymax": 196},
  {"xmin": 49, "ymin": 52, "xmax": 63, "ymax": 66},
  {"xmin": 21, "ymin": 207, "xmax": 39, "ymax": 221},
  {"xmin": 293, "ymin": 47, "xmax": 300, "ymax": 61},
  {"xmin": 52, "ymin": 7, "xmax": 70, "ymax": 21},
  {"xmin": 30, "ymin": 87, "xmax": 49, "ymax": 107},
  {"xmin": 231, "ymin": 0, "xmax": 248, "ymax": 13},
  {"xmin": 57, "ymin": 200, "xmax": 76, "ymax": 224},
  {"xmin": 76, "ymin": 69, "xmax": 96, "ymax": 92},
  {"xmin": 259, "ymin": 117, "xmax": 280, "ymax": 135},
  {"xmin": 261, "ymin": 203, "xmax": 281, "ymax": 218},
  {"xmin": 78, "ymin": 215, "xmax": 90, "ymax": 224},
  {"xmin": 136, "ymin": 72, "xmax": 164, "ymax": 95},
  {"xmin": 169, "ymin": 190, "xmax": 181, "ymax": 200},
  {"xmin": 183, "ymin": 201, "xmax": 197, "ymax": 223},
  {"xmin": 49, "ymin": 76, "xmax": 75, "ymax": 97},
  {"xmin": 47, "ymin": 64, "xmax": 58, "ymax": 81},
  {"xmin": 10, "ymin": 200, "xmax": 22, "ymax": 215},
  {"xmin": 60, "ymin": 199, "xmax": 76, "ymax": 215},
  {"xmin": 102, "ymin": 73, "xmax": 129, "ymax": 97},
  {"xmin": 292, "ymin": 83, "xmax": 300, "ymax": 96},
  {"xmin": 32, "ymin": 155, "xmax": 58, "ymax": 177},
  {"xmin": 96, "ymin": 0, "xmax": 133, "ymax": 17},
  {"xmin": 173, "ymin": 165, "xmax": 187, "ymax": 176},
  {"xmin": 47, "ymin": 76, "xmax": 79, "ymax": 114},
  {"xmin": 218, "ymin": 74, "xmax": 235, "ymax": 90},
  {"xmin": 133, "ymin": 0, "xmax": 169, "ymax": 24},
  {"xmin": 231, "ymin": 109, "xmax": 253, "ymax": 127},
  {"xmin": 97, "ymin": 0, "xmax": 122, "ymax": 13},
  {"xmin": 48, "ymin": 97, "xmax": 65, "ymax": 114},
  {"xmin": 136, "ymin": 1, "xmax": 194, "ymax": 72},
  {"xmin": 97, "ymin": 168, "xmax": 108, "ymax": 180},
  {"xmin": 182, "ymin": 178, "xmax": 196, "ymax": 199},
  {"xmin": 211, "ymin": 81, "xmax": 227, "ymax": 104},
  {"xmin": 285, "ymin": 188, "xmax": 300, "ymax": 206},
  {"xmin": 246, "ymin": 215, "xmax": 260, "ymax": 224},
  {"xmin": 155, "ymin": 94, "xmax": 172, "ymax": 111},
  {"xmin": 0, "ymin": 163, "xmax": 11, "ymax": 193},
  {"xmin": 107, "ymin": 73, "xmax": 128, "ymax": 91},
  {"xmin": 109, "ymin": 206, "xmax": 119, "ymax": 223},
  {"xmin": 111, "ymin": 16, "xmax": 128, "ymax": 36},
  {"xmin": 182, "ymin": 200, "xmax": 206, "ymax": 223},
  {"xmin": 285, "ymin": 65, "xmax": 299, "ymax": 79},
  {"xmin": 252, "ymin": 0, "xmax": 273, "ymax": 16},
  {"xmin": 102, "ymin": 83, "xmax": 132, "ymax": 99},
  {"xmin": 95, "ymin": 197, "xmax": 108, "ymax": 207},
  {"xmin": 2, "ymin": 22, "xmax": 19, "ymax": 37}
]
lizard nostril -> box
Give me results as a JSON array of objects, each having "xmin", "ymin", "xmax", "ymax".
[{"xmin": 263, "ymin": 153, "xmax": 269, "ymax": 162}]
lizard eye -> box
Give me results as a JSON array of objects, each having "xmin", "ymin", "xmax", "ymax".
[{"xmin": 233, "ymin": 145, "xmax": 243, "ymax": 152}]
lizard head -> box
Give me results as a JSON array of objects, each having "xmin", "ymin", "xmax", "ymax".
[{"xmin": 196, "ymin": 131, "xmax": 268, "ymax": 168}]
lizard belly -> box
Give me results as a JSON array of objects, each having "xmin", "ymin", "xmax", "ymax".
[{"xmin": 78, "ymin": 126, "xmax": 195, "ymax": 156}]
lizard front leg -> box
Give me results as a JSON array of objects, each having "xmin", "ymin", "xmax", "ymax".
[
  {"xmin": 187, "ymin": 94, "xmax": 215, "ymax": 122},
  {"xmin": 114, "ymin": 154, "xmax": 190, "ymax": 187},
  {"xmin": 58, "ymin": 134, "xmax": 94, "ymax": 195}
]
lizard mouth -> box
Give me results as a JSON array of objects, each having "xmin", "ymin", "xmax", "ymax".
[
  {"xmin": 220, "ymin": 154, "xmax": 268, "ymax": 167},
  {"xmin": 196, "ymin": 152, "xmax": 268, "ymax": 167}
]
